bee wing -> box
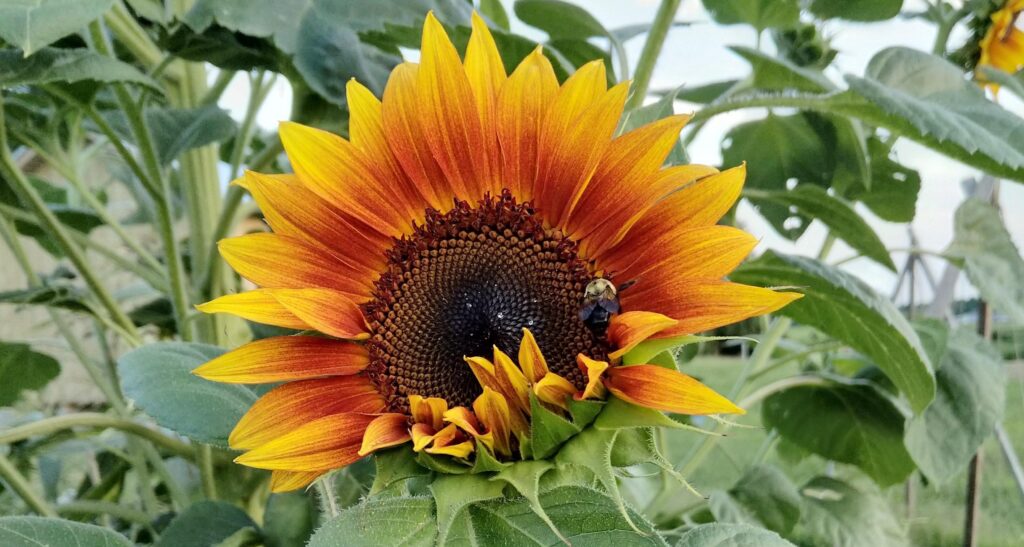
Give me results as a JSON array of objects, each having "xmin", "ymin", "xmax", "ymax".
[
  {"xmin": 598, "ymin": 297, "xmax": 620, "ymax": 315},
  {"xmin": 579, "ymin": 301, "xmax": 598, "ymax": 321}
]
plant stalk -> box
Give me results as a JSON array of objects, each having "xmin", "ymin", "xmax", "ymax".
[
  {"xmin": 626, "ymin": 0, "xmax": 682, "ymax": 110},
  {"xmin": 0, "ymin": 454, "xmax": 57, "ymax": 517}
]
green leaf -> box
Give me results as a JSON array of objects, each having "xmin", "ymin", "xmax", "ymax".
[
  {"xmin": 701, "ymin": 0, "xmax": 799, "ymax": 31},
  {"xmin": 263, "ymin": 491, "xmax": 317, "ymax": 547},
  {"xmin": 730, "ymin": 46, "xmax": 834, "ymax": 92},
  {"xmin": 0, "ymin": 0, "xmax": 114, "ymax": 55},
  {"xmin": 480, "ymin": 0, "xmax": 510, "ymax": 31},
  {"xmin": 0, "ymin": 48, "xmax": 158, "ymax": 89},
  {"xmin": 0, "ymin": 516, "xmax": 132, "ymax": 547},
  {"xmin": 845, "ymin": 137, "xmax": 920, "ymax": 223},
  {"xmin": 117, "ymin": 342, "xmax": 257, "ymax": 447},
  {"xmin": 673, "ymin": 80, "xmax": 739, "ymax": 104},
  {"xmin": 159, "ymin": 25, "xmax": 278, "ymax": 72},
  {"xmin": 619, "ymin": 86, "xmax": 687, "ymax": 164},
  {"xmin": 722, "ymin": 114, "xmax": 830, "ymax": 239},
  {"xmin": 0, "ymin": 283, "xmax": 93, "ymax": 315},
  {"xmin": 156, "ymin": 501, "xmax": 257, "ymax": 547},
  {"xmin": 745, "ymin": 185, "xmax": 895, "ymax": 271},
  {"xmin": 708, "ymin": 465, "xmax": 802, "ymax": 534},
  {"xmin": 449, "ymin": 485, "xmax": 667, "ymax": 546},
  {"xmin": 676, "ymin": 523, "xmax": 795, "ymax": 546},
  {"xmin": 808, "ymin": 0, "xmax": 903, "ymax": 22},
  {"xmin": 594, "ymin": 396, "xmax": 690, "ymax": 430},
  {"xmin": 529, "ymin": 391, "xmax": 582, "ymax": 459},
  {"xmin": 369, "ymin": 446, "xmax": 430, "ymax": 496},
  {"xmin": 762, "ymin": 377, "xmax": 915, "ymax": 486},
  {"xmin": 0, "ymin": 342, "xmax": 60, "ymax": 406},
  {"xmin": 514, "ymin": 0, "xmax": 607, "ymax": 40},
  {"xmin": 793, "ymin": 476, "xmax": 906, "ymax": 546},
  {"xmin": 430, "ymin": 474, "xmax": 507, "ymax": 544},
  {"xmin": 308, "ymin": 496, "xmax": 436, "ymax": 547},
  {"xmin": 150, "ymin": 106, "xmax": 237, "ymax": 165},
  {"xmin": 905, "ymin": 328, "xmax": 1005, "ymax": 484},
  {"xmin": 946, "ymin": 198, "xmax": 1024, "ymax": 324},
  {"xmin": 731, "ymin": 252, "xmax": 935, "ymax": 413}
]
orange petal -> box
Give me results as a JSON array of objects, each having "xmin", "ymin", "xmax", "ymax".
[
  {"xmin": 465, "ymin": 356, "xmax": 501, "ymax": 393},
  {"xmin": 239, "ymin": 171, "xmax": 388, "ymax": 276},
  {"xmin": 196, "ymin": 290, "xmax": 311, "ymax": 331},
  {"xmin": 442, "ymin": 406, "xmax": 494, "ymax": 450},
  {"xmin": 473, "ymin": 387, "xmax": 513, "ymax": 456},
  {"xmin": 493, "ymin": 346, "xmax": 530, "ymax": 411},
  {"xmin": 417, "ymin": 12, "xmax": 494, "ymax": 200},
  {"xmin": 409, "ymin": 394, "xmax": 448, "ymax": 430},
  {"xmin": 465, "ymin": 12, "xmax": 505, "ymax": 197},
  {"xmin": 605, "ymin": 364, "xmax": 745, "ymax": 415},
  {"xmin": 568, "ymin": 115, "xmax": 691, "ymax": 252},
  {"xmin": 346, "ymin": 79, "xmax": 426, "ymax": 227},
  {"xmin": 218, "ymin": 233, "xmax": 367, "ymax": 298},
  {"xmin": 358, "ymin": 413, "xmax": 411, "ymax": 456},
  {"xmin": 230, "ymin": 376, "xmax": 385, "ymax": 450},
  {"xmin": 594, "ymin": 164, "xmax": 721, "ymax": 266},
  {"xmin": 425, "ymin": 423, "xmax": 475, "ymax": 458},
  {"xmin": 271, "ymin": 288, "xmax": 369, "ymax": 340},
  {"xmin": 620, "ymin": 281, "xmax": 802, "ymax": 337},
  {"xmin": 534, "ymin": 372, "xmax": 577, "ymax": 410},
  {"xmin": 382, "ymin": 62, "xmax": 448, "ymax": 211},
  {"xmin": 234, "ymin": 412, "xmax": 377, "ymax": 471},
  {"xmin": 518, "ymin": 328, "xmax": 549, "ymax": 384},
  {"xmin": 607, "ymin": 311, "xmax": 679, "ymax": 361},
  {"xmin": 496, "ymin": 47, "xmax": 558, "ymax": 198},
  {"xmin": 535, "ymin": 80, "xmax": 629, "ymax": 226},
  {"xmin": 193, "ymin": 336, "xmax": 369, "ymax": 383},
  {"xmin": 612, "ymin": 226, "xmax": 758, "ymax": 288},
  {"xmin": 576, "ymin": 354, "xmax": 609, "ymax": 400},
  {"xmin": 279, "ymin": 121, "xmax": 411, "ymax": 236},
  {"xmin": 270, "ymin": 470, "xmax": 322, "ymax": 493}
]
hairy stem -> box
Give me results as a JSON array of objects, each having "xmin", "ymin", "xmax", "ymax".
[
  {"xmin": 0, "ymin": 454, "xmax": 57, "ymax": 517},
  {"xmin": 626, "ymin": 0, "xmax": 682, "ymax": 110}
]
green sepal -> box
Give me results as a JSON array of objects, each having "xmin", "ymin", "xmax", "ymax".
[
  {"xmin": 529, "ymin": 391, "xmax": 581, "ymax": 459},
  {"xmin": 594, "ymin": 396, "xmax": 689, "ymax": 430},
  {"xmin": 567, "ymin": 397, "xmax": 604, "ymax": 427},
  {"xmin": 369, "ymin": 447, "xmax": 430, "ymax": 497},
  {"xmin": 429, "ymin": 473, "xmax": 507, "ymax": 545},
  {"xmin": 416, "ymin": 451, "xmax": 471, "ymax": 475},
  {"xmin": 469, "ymin": 440, "xmax": 511, "ymax": 474},
  {"xmin": 624, "ymin": 335, "xmax": 756, "ymax": 365},
  {"xmin": 648, "ymin": 350, "xmax": 677, "ymax": 370},
  {"xmin": 610, "ymin": 427, "xmax": 659, "ymax": 467}
]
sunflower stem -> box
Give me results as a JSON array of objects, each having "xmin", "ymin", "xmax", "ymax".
[
  {"xmin": 197, "ymin": 444, "xmax": 218, "ymax": 500},
  {"xmin": 626, "ymin": 0, "xmax": 682, "ymax": 110},
  {"xmin": 0, "ymin": 453, "xmax": 57, "ymax": 517},
  {"xmin": 317, "ymin": 476, "xmax": 340, "ymax": 518}
]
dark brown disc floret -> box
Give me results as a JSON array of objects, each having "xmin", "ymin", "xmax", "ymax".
[{"xmin": 363, "ymin": 190, "xmax": 611, "ymax": 413}]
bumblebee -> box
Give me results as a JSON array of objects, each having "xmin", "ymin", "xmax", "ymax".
[{"xmin": 579, "ymin": 278, "xmax": 620, "ymax": 334}]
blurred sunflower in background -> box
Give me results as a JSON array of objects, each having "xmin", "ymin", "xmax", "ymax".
[
  {"xmin": 953, "ymin": 0, "xmax": 1024, "ymax": 86},
  {"xmin": 192, "ymin": 12, "xmax": 800, "ymax": 492}
]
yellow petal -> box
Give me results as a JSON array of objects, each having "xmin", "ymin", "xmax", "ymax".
[
  {"xmin": 193, "ymin": 336, "xmax": 368, "ymax": 384},
  {"xmin": 533, "ymin": 373, "xmax": 577, "ymax": 410},
  {"xmin": 465, "ymin": 355, "xmax": 501, "ymax": 392},
  {"xmin": 409, "ymin": 394, "xmax": 448, "ymax": 431},
  {"xmin": 473, "ymin": 387, "xmax": 513, "ymax": 457},
  {"xmin": 493, "ymin": 346, "xmax": 530, "ymax": 411},
  {"xmin": 270, "ymin": 470, "xmax": 322, "ymax": 493},
  {"xmin": 411, "ymin": 423, "xmax": 437, "ymax": 452},
  {"xmin": 607, "ymin": 311, "xmax": 679, "ymax": 361},
  {"xmin": 234, "ymin": 412, "xmax": 376, "ymax": 471},
  {"xmin": 196, "ymin": 290, "xmax": 311, "ymax": 332},
  {"xmin": 518, "ymin": 328, "xmax": 549, "ymax": 384},
  {"xmin": 270, "ymin": 288, "xmax": 369, "ymax": 340},
  {"xmin": 496, "ymin": 47, "xmax": 558, "ymax": 199},
  {"xmin": 605, "ymin": 365, "xmax": 745, "ymax": 415},
  {"xmin": 442, "ymin": 406, "xmax": 494, "ymax": 450},
  {"xmin": 576, "ymin": 354, "xmax": 609, "ymax": 400}
]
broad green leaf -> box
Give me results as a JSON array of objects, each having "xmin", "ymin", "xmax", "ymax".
[
  {"xmin": 0, "ymin": 48, "xmax": 158, "ymax": 89},
  {"xmin": 701, "ymin": 0, "xmax": 799, "ymax": 31},
  {"xmin": 0, "ymin": 516, "xmax": 131, "ymax": 547},
  {"xmin": 708, "ymin": 465, "xmax": 802, "ymax": 534},
  {"xmin": 448, "ymin": 485, "xmax": 667, "ymax": 546},
  {"xmin": 845, "ymin": 137, "xmax": 920, "ymax": 223},
  {"xmin": 762, "ymin": 377, "xmax": 915, "ymax": 486},
  {"xmin": 117, "ymin": 342, "xmax": 257, "ymax": 447},
  {"xmin": 156, "ymin": 501, "xmax": 257, "ymax": 547},
  {"xmin": 946, "ymin": 198, "xmax": 1024, "ymax": 324},
  {"xmin": 0, "ymin": 283, "xmax": 93, "ymax": 315},
  {"xmin": 730, "ymin": 46, "xmax": 834, "ymax": 92},
  {"xmin": 745, "ymin": 186, "xmax": 895, "ymax": 271},
  {"xmin": 159, "ymin": 25, "xmax": 279, "ymax": 72},
  {"xmin": 731, "ymin": 252, "xmax": 935, "ymax": 412},
  {"xmin": 793, "ymin": 476, "xmax": 907, "ymax": 546},
  {"xmin": 673, "ymin": 80, "xmax": 739, "ymax": 104},
  {"xmin": 369, "ymin": 446, "xmax": 430, "ymax": 496},
  {"xmin": 676, "ymin": 523, "xmax": 795, "ymax": 546},
  {"xmin": 185, "ymin": 0, "xmax": 471, "ymax": 101},
  {"xmin": 106, "ymin": 105, "xmax": 237, "ymax": 165},
  {"xmin": 722, "ymin": 114, "xmax": 830, "ymax": 239},
  {"xmin": 905, "ymin": 328, "xmax": 1005, "ymax": 483},
  {"xmin": 430, "ymin": 474, "xmax": 507, "ymax": 543},
  {"xmin": 0, "ymin": 342, "xmax": 60, "ymax": 405},
  {"xmin": 263, "ymin": 491, "xmax": 317, "ymax": 547},
  {"xmin": 307, "ymin": 496, "xmax": 436, "ymax": 547},
  {"xmin": 0, "ymin": 0, "xmax": 114, "ymax": 55},
  {"xmin": 808, "ymin": 0, "xmax": 903, "ymax": 22},
  {"xmin": 480, "ymin": 0, "xmax": 510, "ymax": 31},
  {"xmin": 514, "ymin": 0, "xmax": 607, "ymax": 40}
]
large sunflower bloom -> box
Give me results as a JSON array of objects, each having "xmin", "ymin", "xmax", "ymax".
[
  {"xmin": 194, "ymin": 12, "xmax": 800, "ymax": 492},
  {"xmin": 978, "ymin": 0, "xmax": 1024, "ymax": 79}
]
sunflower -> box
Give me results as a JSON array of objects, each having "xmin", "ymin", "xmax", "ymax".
[
  {"xmin": 978, "ymin": 0, "xmax": 1024, "ymax": 80},
  {"xmin": 193, "ymin": 12, "xmax": 800, "ymax": 492}
]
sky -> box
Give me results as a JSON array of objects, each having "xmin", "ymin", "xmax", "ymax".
[{"xmin": 217, "ymin": 0, "xmax": 1024, "ymax": 304}]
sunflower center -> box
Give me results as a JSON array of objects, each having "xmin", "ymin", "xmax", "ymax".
[{"xmin": 363, "ymin": 190, "xmax": 611, "ymax": 412}]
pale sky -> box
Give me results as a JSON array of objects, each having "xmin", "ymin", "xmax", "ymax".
[{"xmin": 217, "ymin": 0, "xmax": 1024, "ymax": 304}]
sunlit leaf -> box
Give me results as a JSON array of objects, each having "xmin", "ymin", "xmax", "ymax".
[
  {"xmin": 708, "ymin": 465, "xmax": 802, "ymax": 534},
  {"xmin": 0, "ymin": 516, "xmax": 131, "ymax": 547},
  {"xmin": 0, "ymin": 48, "xmax": 158, "ymax": 90},
  {"xmin": 156, "ymin": 501, "xmax": 257, "ymax": 547},
  {"xmin": 0, "ymin": 342, "xmax": 60, "ymax": 406},
  {"xmin": 676, "ymin": 523, "xmax": 794, "ymax": 546},
  {"xmin": 808, "ymin": 0, "xmax": 903, "ymax": 22},
  {"xmin": 701, "ymin": 0, "xmax": 799, "ymax": 32},
  {"xmin": 0, "ymin": 0, "xmax": 114, "ymax": 55},
  {"xmin": 793, "ymin": 476, "xmax": 906, "ymax": 546}
]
